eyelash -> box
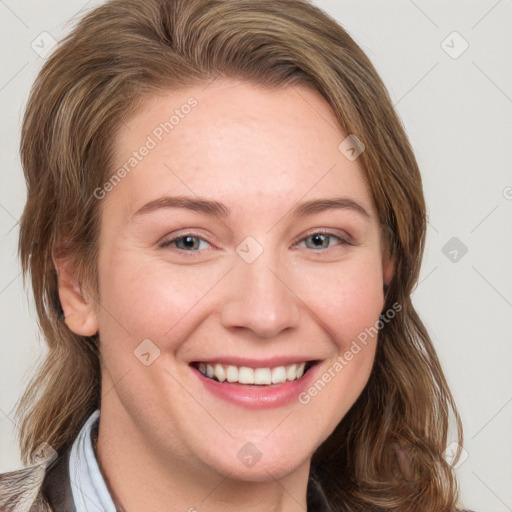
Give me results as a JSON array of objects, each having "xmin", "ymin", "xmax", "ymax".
[{"xmin": 158, "ymin": 230, "xmax": 354, "ymax": 254}]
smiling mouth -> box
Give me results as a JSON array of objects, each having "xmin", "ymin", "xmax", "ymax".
[{"xmin": 190, "ymin": 361, "xmax": 316, "ymax": 385}]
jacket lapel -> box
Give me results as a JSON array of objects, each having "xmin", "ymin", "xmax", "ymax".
[{"xmin": 35, "ymin": 446, "xmax": 74, "ymax": 512}]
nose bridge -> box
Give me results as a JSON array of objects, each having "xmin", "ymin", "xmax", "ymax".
[{"xmin": 220, "ymin": 240, "xmax": 301, "ymax": 337}]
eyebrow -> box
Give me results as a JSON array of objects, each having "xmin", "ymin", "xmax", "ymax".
[{"xmin": 132, "ymin": 195, "xmax": 370, "ymax": 220}]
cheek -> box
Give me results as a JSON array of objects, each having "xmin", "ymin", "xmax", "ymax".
[
  {"xmin": 296, "ymin": 260, "xmax": 383, "ymax": 434},
  {"xmin": 95, "ymin": 248, "xmax": 222, "ymax": 347},
  {"xmin": 297, "ymin": 254, "xmax": 385, "ymax": 347},
  {"xmin": 95, "ymin": 239, "xmax": 385, "ymax": 358}
]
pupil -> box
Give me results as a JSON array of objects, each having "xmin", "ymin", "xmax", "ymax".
[
  {"xmin": 183, "ymin": 236, "xmax": 197, "ymax": 249},
  {"xmin": 312, "ymin": 234, "xmax": 327, "ymax": 248}
]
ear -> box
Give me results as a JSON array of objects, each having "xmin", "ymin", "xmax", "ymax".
[
  {"xmin": 382, "ymin": 247, "xmax": 396, "ymax": 298},
  {"xmin": 380, "ymin": 226, "xmax": 395, "ymax": 296},
  {"xmin": 53, "ymin": 254, "xmax": 99, "ymax": 337}
]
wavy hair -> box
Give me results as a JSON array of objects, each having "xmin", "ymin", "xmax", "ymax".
[{"xmin": 16, "ymin": 0, "xmax": 464, "ymax": 510}]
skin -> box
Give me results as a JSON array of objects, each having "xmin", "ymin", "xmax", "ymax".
[{"xmin": 56, "ymin": 78, "xmax": 394, "ymax": 512}]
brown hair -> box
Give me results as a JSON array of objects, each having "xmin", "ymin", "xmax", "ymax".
[{"xmin": 16, "ymin": 0, "xmax": 464, "ymax": 509}]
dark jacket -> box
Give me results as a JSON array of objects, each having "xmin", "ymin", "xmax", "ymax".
[{"xmin": 0, "ymin": 447, "xmax": 332, "ymax": 512}]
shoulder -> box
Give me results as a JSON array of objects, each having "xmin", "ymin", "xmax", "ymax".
[
  {"xmin": 307, "ymin": 472, "xmax": 333, "ymax": 511},
  {"xmin": 0, "ymin": 464, "xmax": 51, "ymax": 512},
  {"xmin": 0, "ymin": 447, "xmax": 72, "ymax": 512}
]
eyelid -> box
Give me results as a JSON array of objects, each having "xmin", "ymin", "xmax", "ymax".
[
  {"xmin": 159, "ymin": 228, "xmax": 355, "ymax": 252},
  {"xmin": 158, "ymin": 230, "xmax": 218, "ymax": 250},
  {"xmin": 291, "ymin": 228, "xmax": 354, "ymax": 248}
]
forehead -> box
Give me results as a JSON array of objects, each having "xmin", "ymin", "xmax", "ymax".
[{"xmin": 106, "ymin": 79, "xmax": 374, "ymax": 220}]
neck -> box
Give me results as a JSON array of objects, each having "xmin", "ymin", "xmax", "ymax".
[{"xmin": 95, "ymin": 402, "xmax": 310, "ymax": 512}]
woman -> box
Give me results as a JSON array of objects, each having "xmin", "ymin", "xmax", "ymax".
[{"xmin": 0, "ymin": 0, "xmax": 473, "ymax": 510}]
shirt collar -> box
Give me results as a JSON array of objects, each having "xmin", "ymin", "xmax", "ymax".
[{"xmin": 68, "ymin": 409, "xmax": 118, "ymax": 512}]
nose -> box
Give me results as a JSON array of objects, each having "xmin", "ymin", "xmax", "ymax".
[{"xmin": 220, "ymin": 249, "xmax": 301, "ymax": 338}]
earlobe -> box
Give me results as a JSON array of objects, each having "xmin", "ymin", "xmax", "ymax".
[
  {"xmin": 53, "ymin": 256, "xmax": 99, "ymax": 337},
  {"xmin": 382, "ymin": 250, "xmax": 395, "ymax": 299},
  {"xmin": 381, "ymin": 227, "xmax": 395, "ymax": 294}
]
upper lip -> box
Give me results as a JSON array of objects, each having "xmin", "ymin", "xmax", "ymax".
[{"xmin": 190, "ymin": 356, "xmax": 319, "ymax": 368}]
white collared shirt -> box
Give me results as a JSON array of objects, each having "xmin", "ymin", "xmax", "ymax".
[{"xmin": 68, "ymin": 409, "xmax": 118, "ymax": 512}]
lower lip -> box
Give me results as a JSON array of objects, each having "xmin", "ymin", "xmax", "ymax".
[{"xmin": 191, "ymin": 363, "xmax": 320, "ymax": 409}]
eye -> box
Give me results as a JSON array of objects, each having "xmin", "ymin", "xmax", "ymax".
[
  {"xmin": 294, "ymin": 231, "xmax": 353, "ymax": 251},
  {"xmin": 158, "ymin": 230, "xmax": 353, "ymax": 254},
  {"xmin": 158, "ymin": 233, "xmax": 212, "ymax": 252}
]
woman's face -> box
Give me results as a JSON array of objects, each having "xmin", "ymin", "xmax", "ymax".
[{"xmin": 81, "ymin": 79, "xmax": 392, "ymax": 481}]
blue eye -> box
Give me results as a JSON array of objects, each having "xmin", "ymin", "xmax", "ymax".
[
  {"xmin": 158, "ymin": 230, "xmax": 352, "ymax": 254},
  {"xmin": 159, "ymin": 234, "xmax": 211, "ymax": 251},
  {"xmin": 296, "ymin": 232, "xmax": 351, "ymax": 250}
]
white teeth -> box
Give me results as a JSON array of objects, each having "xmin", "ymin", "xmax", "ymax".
[
  {"xmin": 238, "ymin": 366, "xmax": 254, "ymax": 384},
  {"xmin": 296, "ymin": 362, "xmax": 306, "ymax": 378},
  {"xmin": 271, "ymin": 366, "xmax": 287, "ymax": 384},
  {"xmin": 254, "ymin": 368, "xmax": 272, "ymax": 385},
  {"xmin": 197, "ymin": 361, "xmax": 311, "ymax": 385},
  {"xmin": 214, "ymin": 363, "xmax": 226, "ymax": 383},
  {"xmin": 286, "ymin": 363, "xmax": 297, "ymax": 381},
  {"xmin": 226, "ymin": 365, "xmax": 238, "ymax": 383}
]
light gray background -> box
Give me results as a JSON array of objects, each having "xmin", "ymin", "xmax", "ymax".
[{"xmin": 1, "ymin": 1, "xmax": 511, "ymax": 510}]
